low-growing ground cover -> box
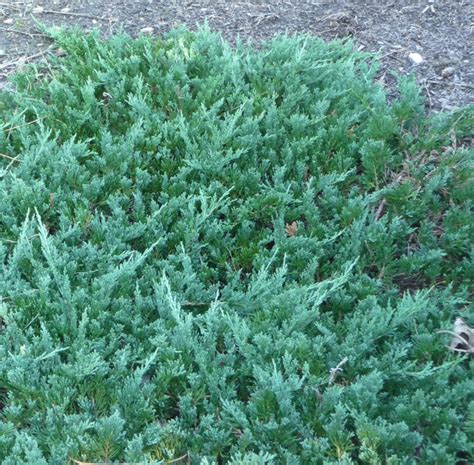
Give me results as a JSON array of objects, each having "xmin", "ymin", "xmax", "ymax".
[{"xmin": 0, "ymin": 27, "xmax": 472, "ymax": 464}]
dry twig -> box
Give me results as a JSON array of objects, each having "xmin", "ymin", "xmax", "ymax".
[
  {"xmin": 426, "ymin": 80, "xmax": 474, "ymax": 90},
  {"xmin": 38, "ymin": 9, "xmax": 104, "ymax": 20},
  {"xmin": 0, "ymin": 26, "xmax": 41, "ymax": 37},
  {"xmin": 423, "ymin": 82, "xmax": 433, "ymax": 110},
  {"xmin": 0, "ymin": 2, "xmax": 21, "ymax": 10},
  {"xmin": 0, "ymin": 46, "xmax": 53, "ymax": 71},
  {"xmin": 374, "ymin": 198, "xmax": 387, "ymax": 221},
  {"xmin": 253, "ymin": 13, "xmax": 280, "ymax": 27},
  {"xmin": 0, "ymin": 152, "xmax": 21, "ymax": 162},
  {"xmin": 329, "ymin": 356, "xmax": 348, "ymax": 384}
]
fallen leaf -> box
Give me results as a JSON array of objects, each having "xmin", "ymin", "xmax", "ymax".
[
  {"xmin": 450, "ymin": 318, "xmax": 473, "ymax": 352},
  {"xmin": 285, "ymin": 221, "xmax": 298, "ymax": 237},
  {"xmin": 438, "ymin": 317, "xmax": 474, "ymax": 355}
]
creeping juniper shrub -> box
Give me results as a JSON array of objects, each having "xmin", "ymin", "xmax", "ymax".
[{"xmin": 0, "ymin": 27, "xmax": 473, "ymax": 464}]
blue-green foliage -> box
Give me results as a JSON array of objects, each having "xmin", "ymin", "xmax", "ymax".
[{"xmin": 0, "ymin": 27, "xmax": 472, "ymax": 464}]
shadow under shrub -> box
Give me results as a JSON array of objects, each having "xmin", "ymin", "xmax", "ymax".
[{"xmin": 0, "ymin": 26, "xmax": 473, "ymax": 464}]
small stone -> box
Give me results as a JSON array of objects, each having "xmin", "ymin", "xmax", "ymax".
[
  {"xmin": 55, "ymin": 48, "xmax": 67, "ymax": 57},
  {"xmin": 408, "ymin": 52, "xmax": 423, "ymax": 65},
  {"xmin": 32, "ymin": 6, "xmax": 44, "ymax": 14},
  {"xmin": 441, "ymin": 66, "xmax": 455, "ymax": 78},
  {"xmin": 140, "ymin": 26, "xmax": 154, "ymax": 35},
  {"xmin": 60, "ymin": 7, "xmax": 70, "ymax": 13},
  {"xmin": 0, "ymin": 49, "xmax": 5, "ymax": 56},
  {"xmin": 3, "ymin": 18, "xmax": 14, "ymax": 25}
]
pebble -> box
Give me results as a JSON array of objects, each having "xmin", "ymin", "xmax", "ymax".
[
  {"xmin": 0, "ymin": 49, "xmax": 5, "ymax": 56},
  {"xmin": 140, "ymin": 26, "xmax": 154, "ymax": 35},
  {"xmin": 32, "ymin": 6, "xmax": 44, "ymax": 14},
  {"xmin": 408, "ymin": 52, "xmax": 423, "ymax": 65},
  {"xmin": 3, "ymin": 18, "xmax": 14, "ymax": 25}
]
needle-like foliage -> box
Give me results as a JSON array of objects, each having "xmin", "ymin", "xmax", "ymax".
[{"xmin": 0, "ymin": 26, "xmax": 472, "ymax": 464}]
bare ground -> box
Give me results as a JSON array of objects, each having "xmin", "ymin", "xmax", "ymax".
[{"xmin": 0, "ymin": 0, "xmax": 473, "ymax": 111}]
